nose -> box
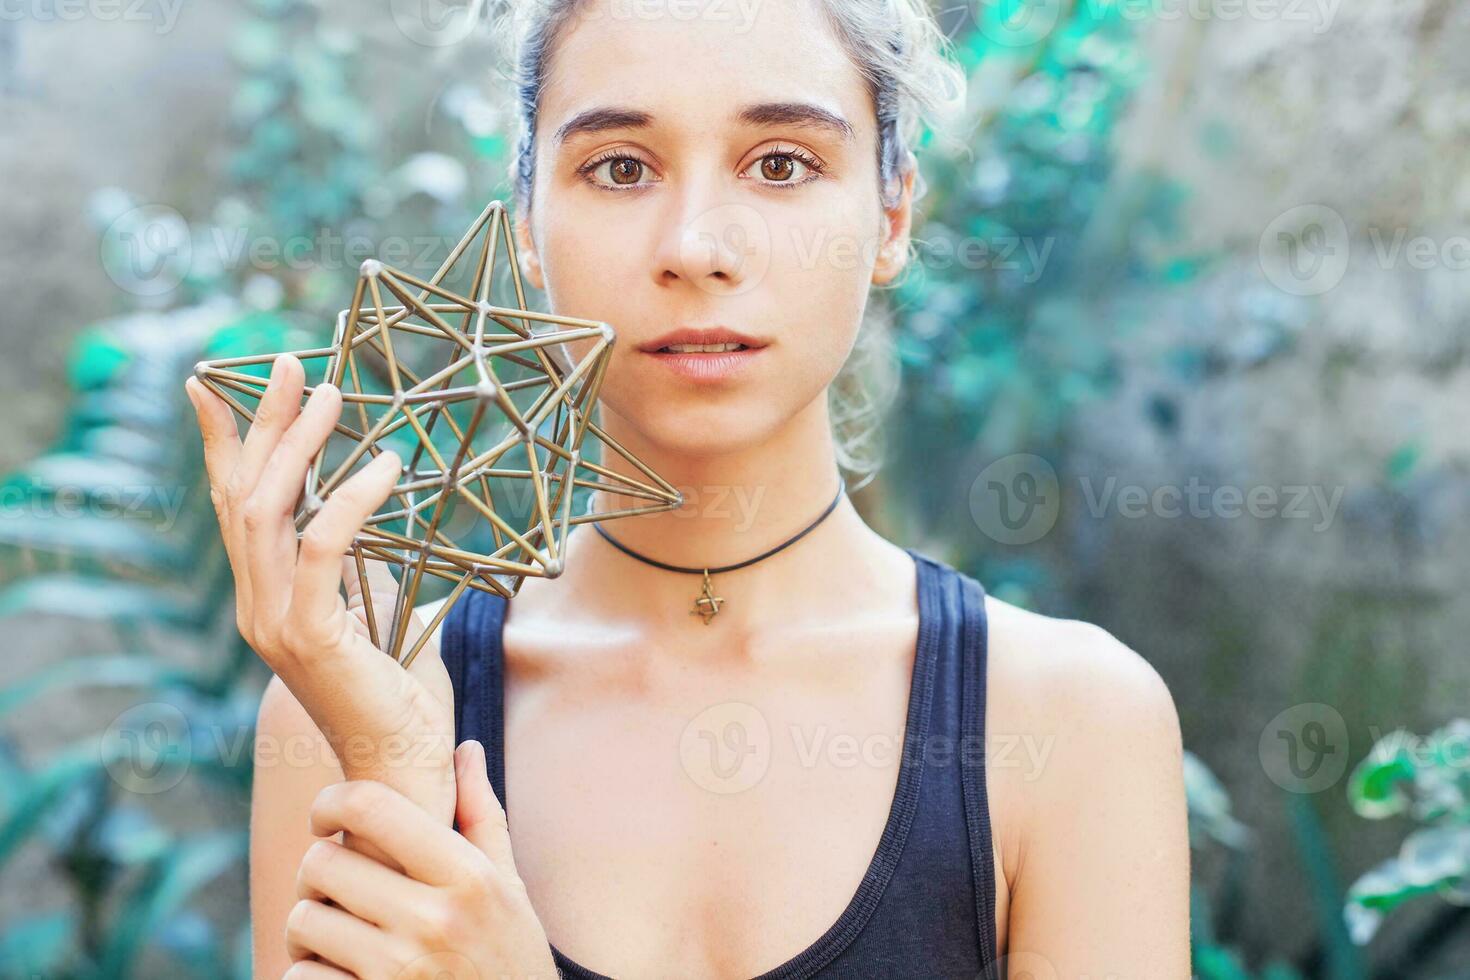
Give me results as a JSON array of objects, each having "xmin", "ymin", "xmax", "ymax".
[{"xmin": 649, "ymin": 178, "xmax": 769, "ymax": 297}]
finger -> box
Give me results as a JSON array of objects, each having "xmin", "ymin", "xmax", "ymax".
[
  {"xmin": 248, "ymin": 380, "xmax": 344, "ymax": 526},
  {"xmin": 282, "ymin": 960, "xmax": 356, "ymax": 980},
  {"xmin": 342, "ymin": 551, "xmax": 403, "ymax": 615},
  {"xmin": 187, "ymin": 376, "xmax": 253, "ymax": 620},
  {"xmin": 455, "ymin": 740, "xmax": 520, "ymax": 875},
  {"xmin": 296, "ymin": 838, "xmax": 437, "ymax": 930},
  {"xmin": 236, "ymin": 353, "xmax": 306, "ymax": 504},
  {"xmin": 342, "ymin": 553, "xmax": 425, "ymax": 634},
  {"xmin": 341, "ymin": 551, "xmax": 431, "ymax": 661},
  {"xmin": 283, "ymin": 897, "xmax": 390, "ymax": 977},
  {"xmin": 244, "ymin": 382, "xmax": 345, "ymax": 629},
  {"xmin": 291, "ymin": 450, "xmax": 401, "ymax": 632},
  {"xmin": 310, "ymin": 779, "xmax": 482, "ymax": 888},
  {"xmin": 184, "ymin": 375, "xmax": 243, "ymax": 507}
]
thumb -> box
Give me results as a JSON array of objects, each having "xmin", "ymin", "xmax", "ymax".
[
  {"xmin": 341, "ymin": 551, "xmax": 402, "ymax": 613},
  {"xmin": 454, "ymin": 739, "xmax": 519, "ymax": 874},
  {"xmin": 341, "ymin": 553, "xmax": 426, "ymax": 652}
]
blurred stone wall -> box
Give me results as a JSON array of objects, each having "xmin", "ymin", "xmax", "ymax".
[
  {"xmin": 1067, "ymin": 1, "xmax": 1470, "ymax": 970},
  {"xmin": 0, "ymin": 6, "xmax": 240, "ymax": 467}
]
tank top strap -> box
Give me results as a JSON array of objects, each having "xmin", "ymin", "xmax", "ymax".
[
  {"xmin": 954, "ymin": 564, "xmax": 999, "ymax": 968},
  {"xmin": 901, "ymin": 548, "xmax": 999, "ymax": 970},
  {"xmin": 439, "ymin": 586, "xmax": 510, "ymax": 810}
]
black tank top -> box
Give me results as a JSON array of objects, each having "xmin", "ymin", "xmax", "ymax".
[{"xmin": 439, "ymin": 546, "xmax": 1000, "ymax": 978}]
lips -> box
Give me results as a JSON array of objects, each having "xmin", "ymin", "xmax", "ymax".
[
  {"xmin": 643, "ymin": 346, "xmax": 767, "ymax": 382},
  {"xmin": 636, "ymin": 326, "xmax": 771, "ymax": 354}
]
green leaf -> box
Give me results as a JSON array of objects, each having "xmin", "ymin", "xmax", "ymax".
[
  {"xmin": 0, "ymin": 577, "xmax": 212, "ymax": 628},
  {"xmin": 1184, "ymin": 751, "xmax": 1251, "ymax": 849},
  {"xmin": 1347, "ymin": 730, "xmax": 1417, "ymax": 819},
  {"xmin": 1384, "ymin": 442, "xmax": 1420, "ymax": 484},
  {"xmin": 0, "ymin": 745, "xmax": 112, "ymax": 868},
  {"xmin": 0, "ymin": 654, "xmax": 200, "ymax": 719},
  {"xmin": 68, "ymin": 330, "xmax": 132, "ymax": 392},
  {"xmin": 0, "ymin": 912, "xmax": 77, "ymax": 977},
  {"xmin": 1398, "ymin": 825, "xmax": 1470, "ymax": 887},
  {"xmin": 99, "ymin": 830, "xmax": 248, "ymax": 979}
]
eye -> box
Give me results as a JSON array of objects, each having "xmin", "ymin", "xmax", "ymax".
[
  {"xmin": 578, "ymin": 151, "xmax": 657, "ymax": 192},
  {"xmin": 744, "ymin": 145, "xmax": 826, "ymax": 189}
]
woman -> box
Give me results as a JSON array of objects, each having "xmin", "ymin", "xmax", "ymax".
[{"xmin": 185, "ymin": 1, "xmax": 1191, "ymax": 976}]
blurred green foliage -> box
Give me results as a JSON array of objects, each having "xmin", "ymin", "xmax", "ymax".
[{"xmin": 1344, "ymin": 721, "xmax": 1470, "ymax": 946}]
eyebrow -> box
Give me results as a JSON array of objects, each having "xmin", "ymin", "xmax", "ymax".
[{"xmin": 551, "ymin": 101, "xmax": 855, "ymax": 146}]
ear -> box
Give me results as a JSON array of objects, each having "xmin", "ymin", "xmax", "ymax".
[
  {"xmin": 513, "ymin": 212, "xmax": 546, "ymax": 291},
  {"xmin": 871, "ymin": 156, "xmax": 917, "ymax": 287}
]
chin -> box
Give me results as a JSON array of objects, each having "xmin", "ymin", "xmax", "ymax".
[{"xmin": 614, "ymin": 400, "xmax": 784, "ymax": 460}]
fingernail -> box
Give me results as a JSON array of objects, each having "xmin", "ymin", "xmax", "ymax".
[
  {"xmin": 266, "ymin": 356, "xmax": 284, "ymax": 390},
  {"xmin": 183, "ymin": 379, "xmax": 198, "ymax": 409}
]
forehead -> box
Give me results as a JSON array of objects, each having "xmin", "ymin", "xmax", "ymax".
[{"xmin": 539, "ymin": 0, "xmax": 874, "ymax": 144}]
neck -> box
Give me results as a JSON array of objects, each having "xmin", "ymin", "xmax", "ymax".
[{"xmin": 544, "ymin": 395, "xmax": 876, "ymax": 632}]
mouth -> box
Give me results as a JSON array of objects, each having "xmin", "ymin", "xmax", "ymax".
[
  {"xmin": 640, "ymin": 339, "xmax": 768, "ymax": 383},
  {"xmin": 653, "ymin": 342, "xmax": 754, "ymax": 354}
]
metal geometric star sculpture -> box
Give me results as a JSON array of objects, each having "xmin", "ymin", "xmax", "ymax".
[{"xmin": 193, "ymin": 200, "xmax": 682, "ymax": 667}]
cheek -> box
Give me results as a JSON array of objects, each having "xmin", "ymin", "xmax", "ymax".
[
  {"xmin": 535, "ymin": 209, "xmax": 637, "ymax": 317},
  {"xmin": 762, "ymin": 204, "xmax": 877, "ymax": 367}
]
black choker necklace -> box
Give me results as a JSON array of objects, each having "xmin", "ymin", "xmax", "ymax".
[{"xmin": 584, "ymin": 474, "xmax": 848, "ymax": 625}]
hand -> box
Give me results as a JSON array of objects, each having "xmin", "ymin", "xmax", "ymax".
[
  {"xmin": 184, "ymin": 353, "xmax": 457, "ymax": 840},
  {"xmin": 287, "ymin": 740, "xmax": 559, "ymax": 980}
]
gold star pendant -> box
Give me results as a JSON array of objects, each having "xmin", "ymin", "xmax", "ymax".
[{"xmin": 691, "ymin": 568, "xmax": 725, "ymax": 625}]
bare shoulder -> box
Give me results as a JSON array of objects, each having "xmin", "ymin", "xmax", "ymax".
[
  {"xmin": 983, "ymin": 592, "xmax": 1181, "ymax": 750},
  {"xmin": 979, "ymin": 592, "xmax": 1192, "ymax": 968},
  {"xmin": 979, "ymin": 592, "xmax": 1185, "ymax": 855}
]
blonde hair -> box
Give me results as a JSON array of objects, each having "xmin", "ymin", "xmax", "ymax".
[{"xmin": 489, "ymin": 0, "xmax": 966, "ymax": 492}]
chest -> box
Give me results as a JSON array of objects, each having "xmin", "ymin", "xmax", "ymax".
[{"xmin": 498, "ymin": 636, "xmax": 920, "ymax": 978}]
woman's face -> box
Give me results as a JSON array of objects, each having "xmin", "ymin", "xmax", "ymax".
[{"xmin": 515, "ymin": 0, "xmax": 913, "ymax": 461}]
